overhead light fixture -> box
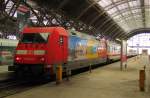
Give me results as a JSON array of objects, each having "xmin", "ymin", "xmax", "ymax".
[{"xmin": 116, "ymin": 38, "xmax": 121, "ymax": 41}]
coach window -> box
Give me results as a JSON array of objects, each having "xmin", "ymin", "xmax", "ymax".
[{"xmin": 59, "ymin": 36, "xmax": 64, "ymax": 45}]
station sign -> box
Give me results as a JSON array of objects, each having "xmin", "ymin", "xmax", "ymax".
[
  {"xmin": 18, "ymin": 4, "xmax": 29, "ymax": 13},
  {"xmin": 17, "ymin": 4, "xmax": 30, "ymax": 32}
]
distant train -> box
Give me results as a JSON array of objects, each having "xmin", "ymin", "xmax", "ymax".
[
  {"xmin": 0, "ymin": 39, "xmax": 18, "ymax": 65},
  {"xmin": 127, "ymin": 47, "xmax": 138, "ymax": 56},
  {"xmin": 8, "ymin": 27, "xmax": 136, "ymax": 77}
]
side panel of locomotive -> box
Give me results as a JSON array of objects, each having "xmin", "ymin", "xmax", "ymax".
[{"xmin": 67, "ymin": 30, "xmax": 107, "ymax": 70}]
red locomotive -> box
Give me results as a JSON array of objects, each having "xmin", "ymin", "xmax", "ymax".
[{"xmin": 9, "ymin": 27, "xmax": 121, "ymax": 77}]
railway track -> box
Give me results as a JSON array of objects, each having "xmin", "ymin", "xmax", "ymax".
[{"xmin": 0, "ymin": 78, "xmax": 51, "ymax": 98}]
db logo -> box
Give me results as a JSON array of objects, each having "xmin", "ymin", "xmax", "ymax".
[{"xmin": 27, "ymin": 50, "xmax": 33, "ymax": 54}]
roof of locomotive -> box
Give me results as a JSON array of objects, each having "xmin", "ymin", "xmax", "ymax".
[
  {"xmin": 22, "ymin": 27, "xmax": 68, "ymax": 36},
  {"xmin": 68, "ymin": 29, "xmax": 97, "ymax": 40},
  {"xmin": 22, "ymin": 27, "xmax": 99, "ymax": 41}
]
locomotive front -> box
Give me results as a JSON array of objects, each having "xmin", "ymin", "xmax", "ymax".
[
  {"xmin": 9, "ymin": 27, "xmax": 68, "ymax": 77},
  {"xmin": 11, "ymin": 28, "xmax": 50, "ymax": 76},
  {"xmin": 15, "ymin": 32, "xmax": 48, "ymax": 65}
]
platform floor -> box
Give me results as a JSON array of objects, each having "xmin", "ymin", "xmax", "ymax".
[
  {"xmin": 5, "ymin": 55, "xmax": 150, "ymax": 98},
  {"xmin": 0, "ymin": 65, "xmax": 9, "ymax": 73},
  {"xmin": 0, "ymin": 65, "xmax": 12, "ymax": 81}
]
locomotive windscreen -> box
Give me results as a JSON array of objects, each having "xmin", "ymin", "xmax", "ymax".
[{"xmin": 20, "ymin": 33, "xmax": 49, "ymax": 43}]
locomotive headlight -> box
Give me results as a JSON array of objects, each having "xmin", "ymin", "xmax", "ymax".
[
  {"xmin": 34, "ymin": 50, "xmax": 45, "ymax": 55},
  {"xmin": 16, "ymin": 50, "xmax": 27, "ymax": 54},
  {"xmin": 15, "ymin": 56, "xmax": 21, "ymax": 61}
]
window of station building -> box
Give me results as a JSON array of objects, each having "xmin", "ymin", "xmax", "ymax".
[{"xmin": 127, "ymin": 33, "xmax": 150, "ymax": 54}]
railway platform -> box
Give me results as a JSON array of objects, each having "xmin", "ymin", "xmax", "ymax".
[
  {"xmin": 5, "ymin": 55, "xmax": 150, "ymax": 98},
  {"xmin": 0, "ymin": 65, "xmax": 12, "ymax": 81}
]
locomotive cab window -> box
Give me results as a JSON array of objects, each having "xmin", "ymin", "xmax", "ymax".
[{"xmin": 21, "ymin": 33, "xmax": 50, "ymax": 43}]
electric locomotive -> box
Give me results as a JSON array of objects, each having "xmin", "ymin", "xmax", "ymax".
[{"xmin": 9, "ymin": 27, "xmax": 108, "ymax": 76}]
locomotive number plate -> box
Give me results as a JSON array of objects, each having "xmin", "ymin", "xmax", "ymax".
[{"xmin": 24, "ymin": 58, "xmax": 34, "ymax": 60}]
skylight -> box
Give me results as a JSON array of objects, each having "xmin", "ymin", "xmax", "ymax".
[{"xmin": 95, "ymin": 0, "xmax": 148, "ymax": 33}]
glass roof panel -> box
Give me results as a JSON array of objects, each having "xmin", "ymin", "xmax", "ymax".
[
  {"xmin": 125, "ymin": 16, "xmax": 133, "ymax": 20},
  {"xmin": 5, "ymin": 0, "xmax": 14, "ymax": 14},
  {"xmin": 127, "ymin": 33, "xmax": 150, "ymax": 53},
  {"xmin": 113, "ymin": 0, "xmax": 122, "ymax": 3},
  {"xmin": 117, "ymin": 3, "xmax": 128, "ymax": 10},
  {"xmin": 98, "ymin": 0, "xmax": 112, "ymax": 8},
  {"xmin": 122, "ymin": 11, "xmax": 131, "ymax": 16},
  {"xmin": 96, "ymin": 0, "xmax": 148, "ymax": 33},
  {"xmin": 107, "ymin": 7, "xmax": 118, "ymax": 14},
  {"xmin": 129, "ymin": 0, "xmax": 140, "ymax": 7},
  {"xmin": 133, "ymin": 14, "xmax": 142, "ymax": 18},
  {"xmin": 132, "ymin": 9, "xmax": 141, "ymax": 13},
  {"xmin": 145, "ymin": 0, "xmax": 150, "ymax": 5}
]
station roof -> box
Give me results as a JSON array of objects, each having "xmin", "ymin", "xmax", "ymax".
[
  {"xmin": 97, "ymin": 0, "xmax": 150, "ymax": 39},
  {"xmin": 1, "ymin": 0, "xmax": 150, "ymax": 40},
  {"xmin": 34, "ymin": 0, "xmax": 127, "ymax": 40}
]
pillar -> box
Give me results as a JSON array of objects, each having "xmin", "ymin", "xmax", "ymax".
[
  {"xmin": 120, "ymin": 40, "xmax": 127, "ymax": 70},
  {"xmin": 139, "ymin": 70, "xmax": 145, "ymax": 91},
  {"xmin": 56, "ymin": 64, "xmax": 62, "ymax": 84}
]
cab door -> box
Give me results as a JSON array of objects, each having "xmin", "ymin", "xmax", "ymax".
[{"xmin": 59, "ymin": 35, "xmax": 68, "ymax": 63}]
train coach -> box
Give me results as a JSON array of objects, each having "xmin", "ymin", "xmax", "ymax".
[
  {"xmin": 8, "ymin": 27, "xmax": 135, "ymax": 77},
  {"xmin": 107, "ymin": 41, "xmax": 121, "ymax": 61},
  {"xmin": 0, "ymin": 39, "xmax": 18, "ymax": 65}
]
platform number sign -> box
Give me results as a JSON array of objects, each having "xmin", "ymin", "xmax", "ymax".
[{"xmin": 59, "ymin": 36, "xmax": 63, "ymax": 45}]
